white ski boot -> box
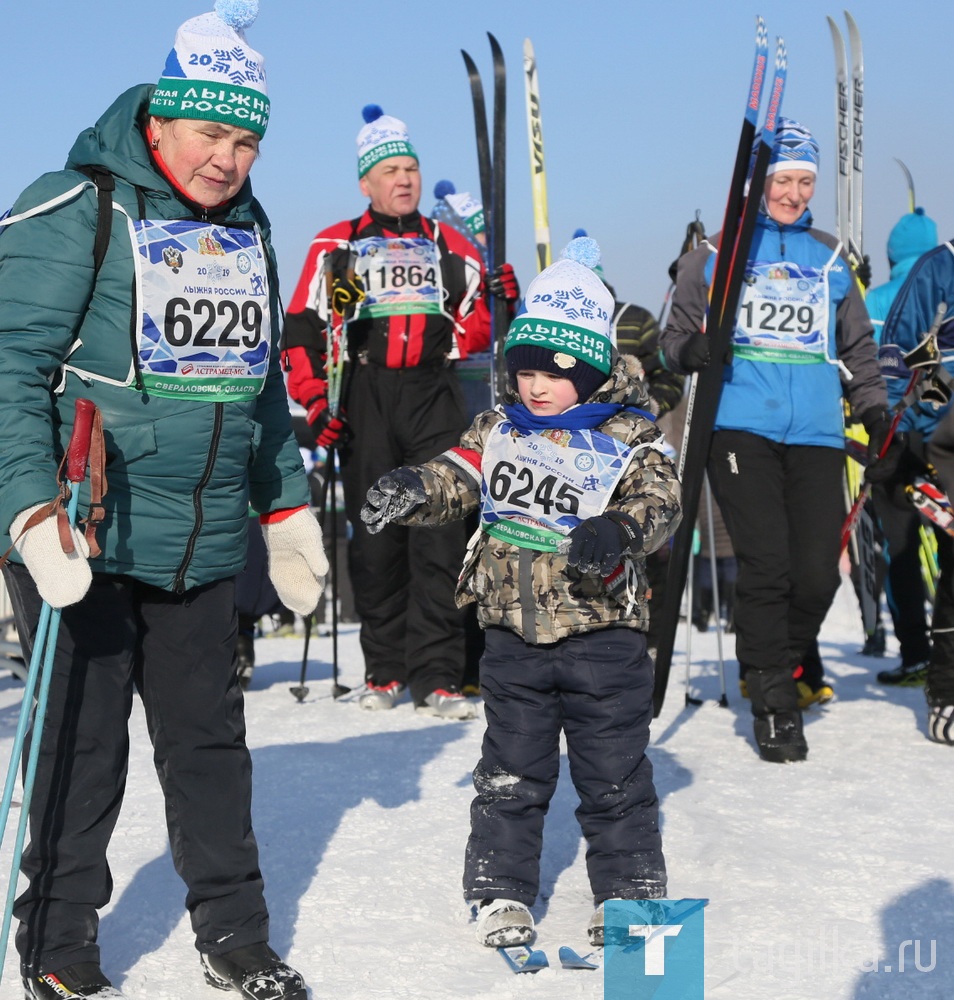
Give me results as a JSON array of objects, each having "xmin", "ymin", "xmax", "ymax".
[
  {"xmin": 415, "ymin": 688, "xmax": 476, "ymax": 720},
  {"xmin": 358, "ymin": 681, "xmax": 405, "ymax": 711},
  {"xmin": 473, "ymin": 898, "xmax": 535, "ymax": 947}
]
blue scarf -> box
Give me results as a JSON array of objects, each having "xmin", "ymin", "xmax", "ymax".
[{"xmin": 503, "ymin": 402, "xmax": 654, "ymax": 434}]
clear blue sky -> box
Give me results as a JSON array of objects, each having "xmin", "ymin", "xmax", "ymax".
[{"xmin": 3, "ymin": 0, "xmax": 951, "ymax": 314}]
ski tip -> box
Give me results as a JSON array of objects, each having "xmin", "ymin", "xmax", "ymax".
[
  {"xmin": 434, "ymin": 179, "xmax": 456, "ymax": 199},
  {"xmin": 558, "ymin": 946, "xmax": 599, "ymax": 970},
  {"xmin": 361, "ymin": 104, "xmax": 384, "ymax": 124}
]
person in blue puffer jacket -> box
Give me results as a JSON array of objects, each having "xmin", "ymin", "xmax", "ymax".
[
  {"xmin": 879, "ymin": 234, "xmax": 954, "ymax": 745},
  {"xmin": 866, "ymin": 208, "xmax": 939, "ymax": 687},
  {"xmin": 661, "ymin": 117, "xmax": 894, "ymax": 764}
]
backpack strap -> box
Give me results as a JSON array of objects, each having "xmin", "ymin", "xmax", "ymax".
[
  {"xmin": 88, "ymin": 167, "xmax": 114, "ymax": 276},
  {"xmin": 75, "ymin": 165, "xmax": 115, "ymax": 277}
]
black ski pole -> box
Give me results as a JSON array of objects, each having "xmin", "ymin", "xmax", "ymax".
[
  {"xmin": 290, "ymin": 613, "xmax": 313, "ymax": 702},
  {"xmin": 326, "ymin": 446, "xmax": 350, "ymax": 699}
]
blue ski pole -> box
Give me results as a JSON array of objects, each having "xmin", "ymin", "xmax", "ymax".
[{"xmin": 0, "ymin": 397, "xmax": 98, "ymax": 985}]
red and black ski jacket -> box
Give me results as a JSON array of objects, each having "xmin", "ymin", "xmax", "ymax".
[{"xmin": 281, "ymin": 207, "xmax": 491, "ymax": 409}]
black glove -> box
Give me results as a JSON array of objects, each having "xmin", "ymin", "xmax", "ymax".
[
  {"xmin": 360, "ymin": 468, "xmax": 428, "ymax": 534},
  {"xmin": 855, "ymin": 254, "xmax": 872, "ymax": 290},
  {"xmin": 861, "ymin": 407, "xmax": 907, "ymax": 484},
  {"xmin": 566, "ymin": 512, "xmax": 643, "ymax": 576},
  {"xmin": 487, "ymin": 263, "xmax": 520, "ymax": 304},
  {"xmin": 306, "ymin": 396, "xmax": 351, "ymax": 449},
  {"xmin": 675, "ymin": 331, "xmax": 711, "ymax": 373}
]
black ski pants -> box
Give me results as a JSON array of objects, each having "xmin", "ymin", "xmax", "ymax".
[
  {"xmin": 872, "ymin": 485, "xmax": 931, "ymax": 666},
  {"xmin": 463, "ymin": 626, "xmax": 665, "ymax": 907},
  {"xmin": 707, "ymin": 432, "xmax": 845, "ymax": 705},
  {"xmin": 341, "ymin": 363, "xmax": 469, "ymax": 704},
  {"xmin": 2, "ymin": 564, "xmax": 268, "ymax": 975}
]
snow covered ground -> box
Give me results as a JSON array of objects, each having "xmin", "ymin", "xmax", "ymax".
[{"xmin": 1, "ymin": 576, "xmax": 952, "ymax": 999}]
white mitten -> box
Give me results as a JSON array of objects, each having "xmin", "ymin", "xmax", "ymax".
[
  {"xmin": 11, "ymin": 501, "xmax": 92, "ymax": 608},
  {"xmin": 260, "ymin": 508, "xmax": 329, "ymax": 616}
]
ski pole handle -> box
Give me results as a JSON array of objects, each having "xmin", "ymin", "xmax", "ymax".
[{"xmin": 66, "ymin": 398, "xmax": 97, "ymax": 484}]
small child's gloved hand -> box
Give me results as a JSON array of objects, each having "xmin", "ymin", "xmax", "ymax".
[
  {"xmin": 360, "ymin": 468, "xmax": 428, "ymax": 535},
  {"xmin": 566, "ymin": 512, "xmax": 643, "ymax": 576}
]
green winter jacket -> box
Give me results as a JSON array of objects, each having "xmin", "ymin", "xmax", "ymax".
[{"xmin": 0, "ymin": 85, "xmax": 308, "ymax": 591}]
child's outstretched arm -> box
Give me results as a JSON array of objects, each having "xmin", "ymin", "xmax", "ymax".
[{"xmin": 360, "ymin": 468, "xmax": 429, "ymax": 534}]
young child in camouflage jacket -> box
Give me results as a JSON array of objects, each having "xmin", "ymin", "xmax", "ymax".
[{"xmin": 360, "ymin": 238, "xmax": 682, "ymax": 948}]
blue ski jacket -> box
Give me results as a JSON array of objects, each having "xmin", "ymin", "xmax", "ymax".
[
  {"xmin": 880, "ymin": 240, "xmax": 954, "ymax": 440},
  {"xmin": 662, "ymin": 208, "xmax": 886, "ymax": 448}
]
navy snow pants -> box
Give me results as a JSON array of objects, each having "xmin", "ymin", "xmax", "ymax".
[{"xmin": 463, "ymin": 626, "xmax": 666, "ymax": 906}]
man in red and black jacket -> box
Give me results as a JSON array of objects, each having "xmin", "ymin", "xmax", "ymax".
[{"xmin": 281, "ymin": 105, "xmax": 518, "ymax": 718}]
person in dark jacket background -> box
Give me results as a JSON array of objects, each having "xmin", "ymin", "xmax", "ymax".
[{"xmin": 0, "ymin": 4, "xmax": 324, "ymax": 998}]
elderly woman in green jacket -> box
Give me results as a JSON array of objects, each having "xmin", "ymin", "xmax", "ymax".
[{"xmin": 0, "ymin": 4, "xmax": 323, "ymax": 999}]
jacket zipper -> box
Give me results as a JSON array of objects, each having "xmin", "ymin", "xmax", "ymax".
[{"xmin": 173, "ymin": 402, "xmax": 224, "ymax": 593}]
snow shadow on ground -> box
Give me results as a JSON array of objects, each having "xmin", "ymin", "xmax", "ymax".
[
  {"xmin": 850, "ymin": 878, "xmax": 954, "ymax": 997},
  {"xmin": 98, "ymin": 724, "xmax": 467, "ymax": 976},
  {"xmin": 531, "ymin": 745, "xmax": 692, "ymax": 923}
]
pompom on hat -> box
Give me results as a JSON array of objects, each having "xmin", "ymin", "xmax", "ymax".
[
  {"xmin": 149, "ymin": 0, "xmax": 269, "ymax": 138},
  {"xmin": 505, "ymin": 237, "xmax": 615, "ymax": 402},
  {"xmin": 357, "ymin": 105, "xmax": 418, "ymax": 178},
  {"xmin": 571, "ymin": 228, "xmax": 606, "ymax": 281}
]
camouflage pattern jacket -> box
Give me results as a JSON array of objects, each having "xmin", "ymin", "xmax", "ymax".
[{"xmin": 395, "ymin": 355, "xmax": 683, "ymax": 644}]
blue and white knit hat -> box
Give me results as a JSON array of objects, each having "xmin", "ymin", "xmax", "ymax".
[
  {"xmin": 758, "ymin": 116, "xmax": 820, "ymax": 176},
  {"xmin": 149, "ymin": 0, "xmax": 269, "ymax": 138},
  {"xmin": 357, "ymin": 105, "xmax": 418, "ymax": 178},
  {"xmin": 433, "ymin": 180, "xmax": 485, "ymax": 239},
  {"xmin": 505, "ymin": 237, "xmax": 615, "ymax": 401}
]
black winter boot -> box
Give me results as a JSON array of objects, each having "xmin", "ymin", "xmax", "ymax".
[
  {"xmin": 752, "ymin": 710, "xmax": 808, "ymax": 763},
  {"xmin": 201, "ymin": 943, "xmax": 306, "ymax": 1000},
  {"xmin": 24, "ymin": 963, "xmax": 126, "ymax": 999},
  {"xmin": 746, "ymin": 667, "xmax": 808, "ymax": 763}
]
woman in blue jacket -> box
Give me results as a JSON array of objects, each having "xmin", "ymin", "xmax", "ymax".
[{"xmin": 661, "ymin": 118, "xmax": 893, "ymax": 764}]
